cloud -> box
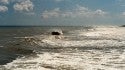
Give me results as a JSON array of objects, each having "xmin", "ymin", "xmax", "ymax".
[
  {"xmin": 73, "ymin": 6, "xmax": 107, "ymax": 18},
  {"xmin": 13, "ymin": 0, "xmax": 34, "ymax": 12},
  {"xmin": 41, "ymin": 6, "xmax": 107, "ymax": 19},
  {"xmin": 122, "ymin": 12, "xmax": 125, "ymax": 16},
  {"xmin": 94, "ymin": 9, "xmax": 107, "ymax": 16},
  {"xmin": 0, "ymin": 5, "xmax": 8, "ymax": 12},
  {"xmin": 0, "ymin": 0, "xmax": 9, "ymax": 4},
  {"xmin": 42, "ymin": 8, "xmax": 61, "ymax": 19}
]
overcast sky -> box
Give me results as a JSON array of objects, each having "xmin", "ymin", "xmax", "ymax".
[{"xmin": 0, "ymin": 0, "xmax": 125, "ymax": 26}]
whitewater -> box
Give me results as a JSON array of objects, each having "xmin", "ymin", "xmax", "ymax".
[{"xmin": 1, "ymin": 26, "xmax": 125, "ymax": 70}]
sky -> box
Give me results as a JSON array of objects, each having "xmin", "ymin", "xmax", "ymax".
[{"xmin": 0, "ymin": 0, "xmax": 125, "ymax": 26}]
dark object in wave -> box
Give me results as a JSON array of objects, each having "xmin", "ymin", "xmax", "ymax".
[
  {"xmin": 51, "ymin": 30, "xmax": 63, "ymax": 35},
  {"xmin": 120, "ymin": 25, "xmax": 125, "ymax": 27},
  {"xmin": 51, "ymin": 32, "xmax": 61, "ymax": 35}
]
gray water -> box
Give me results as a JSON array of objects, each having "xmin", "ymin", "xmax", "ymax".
[{"xmin": 0, "ymin": 26, "xmax": 125, "ymax": 70}]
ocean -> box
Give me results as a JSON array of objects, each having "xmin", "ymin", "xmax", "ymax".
[{"xmin": 0, "ymin": 26, "xmax": 125, "ymax": 70}]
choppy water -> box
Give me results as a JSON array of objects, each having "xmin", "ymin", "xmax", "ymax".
[{"xmin": 1, "ymin": 26, "xmax": 125, "ymax": 70}]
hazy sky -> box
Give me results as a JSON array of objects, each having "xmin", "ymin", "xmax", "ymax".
[{"xmin": 0, "ymin": 0, "xmax": 125, "ymax": 26}]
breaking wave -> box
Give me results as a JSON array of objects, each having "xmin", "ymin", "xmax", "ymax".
[
  {"xmin": 17, "ymin": 26, "xmax": 125, "ymax": 50},
  {"xmin": 1, "ymin": 26, "xmax": 125, "ymax": 70}
]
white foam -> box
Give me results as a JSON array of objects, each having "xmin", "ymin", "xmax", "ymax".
[
  {"xmin": 3, "ymin": 27, "xmax": 125, "ymax": 70},
  {"xmin": 40, "ymin": 39, "xmax": 125, "ymax": 48},
  {"xmin": 0, "ymin": 46, "xmax": 3, "ymax": 47},
  {"xmin": 33, "ymin": 27, "xmax": 125, "ymax": 48},
  {"xmin": 4, "ymin": 49, "xmax": 125, "ymax": 70},
  {"xmin": 83, "ymin": 27, "xmax": 125, "ymax": 40}
]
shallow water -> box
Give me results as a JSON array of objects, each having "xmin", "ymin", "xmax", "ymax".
[{"xmin": 1, "ymin": 26, "xmax": 125, "ymax": 70}]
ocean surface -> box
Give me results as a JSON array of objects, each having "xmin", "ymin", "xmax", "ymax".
[{"xmin": 0, "ymin": 26, "xmax": 125, "ymax": 70}]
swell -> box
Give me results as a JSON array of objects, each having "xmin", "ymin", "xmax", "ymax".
[
  {"xmin": 3, "ymin": 26, "xmax": 125, "ymax": 53},
  {"xmin": 1, "ymin": 26, "xmax": 125, "ymax": 65}
]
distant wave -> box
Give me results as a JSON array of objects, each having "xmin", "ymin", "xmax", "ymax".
[
  {"xmin": 5, "ymin": 26, "xmax": 124, "ymax": 53},
  {"xmin": 2, "ymin": 26, "xmax": 125, "ymax": 70},
  {"xmin": 1, "ymin": 26, "xmax": 124, "ymax": 57}
]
